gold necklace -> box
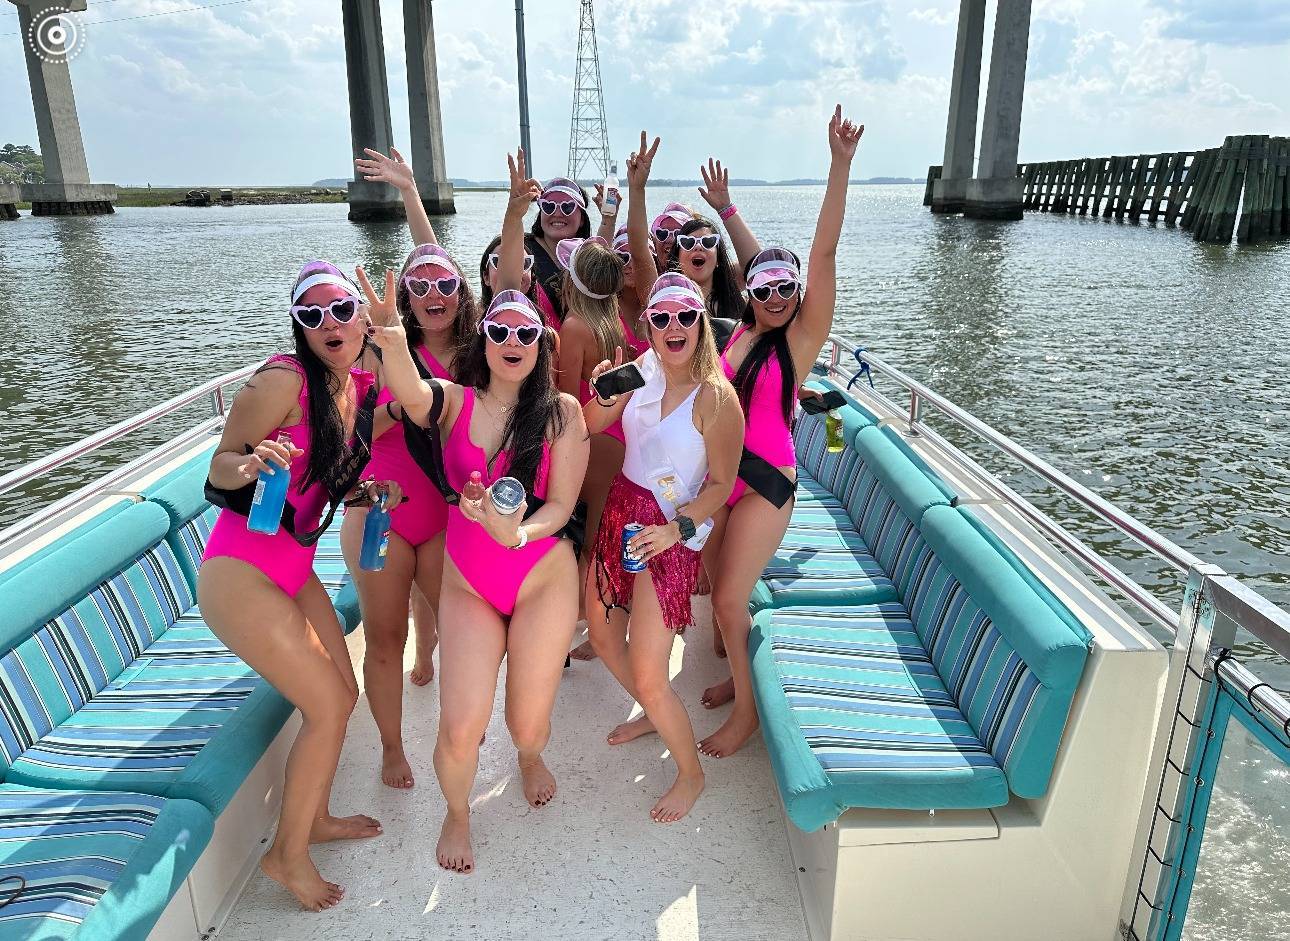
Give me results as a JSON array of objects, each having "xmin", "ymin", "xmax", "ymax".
[{"xmin": 478, "ymin": 389, "xmax": 515, "ymax": 421}]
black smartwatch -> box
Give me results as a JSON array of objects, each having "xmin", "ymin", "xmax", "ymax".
[{"xmin": 674, "ymin": 514, "xmax": 696, "ymax": 542}]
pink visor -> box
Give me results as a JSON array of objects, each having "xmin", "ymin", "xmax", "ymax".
[
  {"xmin": 747, "ymin": 257, "xmax": 801, "ymax": 290},
  {"xmin": 651, "ymin": 202, "xmax": 691, "ymax": 232},
  {"xmin": 646, "ymin": 273, "xmax": 705, "ymax": 312},
  {"xmin": 482, "ymin": 289, "xmax": 543, "ymax": 327},
  {"xmin": 404, "ymin": 243, "xmax": 458, "ymax": 276},
  {"xmin": 541, "ymin": 178, "xmax": 586, "ymax": 208},
  {"xmin": 556, "ymin": 237, "xmax": 613, "ymax": 300},
  {"xmin": 612, "ymin": 224, "xmax": 630, "ymax": 252}
]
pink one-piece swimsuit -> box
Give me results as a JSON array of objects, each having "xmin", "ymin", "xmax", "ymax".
[
  {"xmin": 442, "ymin": 388, "xmax": 558, "ymax": 616},
  {"xmin": 721, "ymin": 325, "xmax": 797, "ymax": 507},
  {"xmin": 202, "ymin": 354, "xmax": 376, "ymax": 597},
  {"xmin": 368, "ymin": 344, "xmax": 453, "ymax": 548}
]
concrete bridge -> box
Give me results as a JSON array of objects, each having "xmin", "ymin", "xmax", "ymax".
[
  {"xmin": 3, "ymin": 0, "xmax": 454, "ymax": 220},
  {"xmin": 931, "ymin": 0, "xmax": 1033, "ymax": 220}
]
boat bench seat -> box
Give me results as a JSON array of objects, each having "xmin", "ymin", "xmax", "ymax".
[
  {"xmin": 751, "ymin": 396, "xmax": 1091, "ymax": 833},
  {"xmin": 0, "ymin": 454, "xmax": 357, "ymax": 938}
]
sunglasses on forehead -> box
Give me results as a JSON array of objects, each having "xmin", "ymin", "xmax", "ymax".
[
  {"xmin": 482, "ymin": 321, "xmax": 542, "ymax": 346},
  {"xmin": 539, "ymin": 199, "xmax": 580, "ymax": 217},
  {"xmin": 749, "ymin": 280, "xmax": 801, "ymax": 303},
  {"xmin": 487, "ymin": 253, "xmax": 535, "ymax": 272},
  {"xmin": 644, "ymin": 307, "xmax": 701, "ymax": 331},
  {"xmin": 403, "ymin": 274, "xmax": 459, "ymax": 298},
  {"xmin": 290, "ymin": 296, "xmax": 362, "ymax": 330},
  {"xmin": 676, "ymin": 233, "xmax": 720, "ymax": 252}
]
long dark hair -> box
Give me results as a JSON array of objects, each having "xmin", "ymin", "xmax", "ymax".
[
  {"xmin": 732, "ymin": 248, "xmax": 803, "ymax": 426},
  {"xmin": 455, "ymin": 303, "xmax": 566, "ymax": 496},
  {"xmin": 397, "ymin": 249, "xmax": 479, "ymax": 375},
  {"xmin": 668, "ymin": 215, "xmax": 744, "ymax": 320}
]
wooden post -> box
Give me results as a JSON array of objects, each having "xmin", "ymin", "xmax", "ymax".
[
  {"xmin": 1127, "ymin": 154, "xmax": 1150, "ymax": 222},
  {"xmin": 1272, "ymin": 138, "xmax": 1288, "ymax": 238},
  {"xmin": 1146, "ymin": 153, "xmax": 1171, "ymax": 224},
  {"xmin": 1180, "ymin": 149, "xmax": 1217, "ymax": 231}
]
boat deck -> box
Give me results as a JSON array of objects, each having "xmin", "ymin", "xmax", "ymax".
[{"xmin": 219, "ymin": 597, "xmax": 810, "ymax": 941}]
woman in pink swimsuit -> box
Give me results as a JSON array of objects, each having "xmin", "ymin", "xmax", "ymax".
[
  {"xmin": 365, "ymin": 151, "xmax": 588, "ymax": 874},
  {"xmin": 198, "ymin": 261, "xmax": 404, "ymax": 911},
  {"xmin": 697, "ymin": 106, "xmax": 864, "ymax": 758}
]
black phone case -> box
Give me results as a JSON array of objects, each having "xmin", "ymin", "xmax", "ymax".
[{"xmin": 594, "ymin": 363, "xmax": 646, "ymax": 399}]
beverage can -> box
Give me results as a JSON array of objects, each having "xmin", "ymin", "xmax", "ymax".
[
  {"xmin": 622, "ymin": 523, "xmax": 647, "ymax": 572},
  {"xmin": 489, "ymin": 476, "xmax": 525, "ymax": 515}
]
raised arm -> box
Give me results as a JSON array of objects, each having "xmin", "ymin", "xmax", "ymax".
[
  {"xmin": 359, "ymin": 266, "xmax": 442, "ymax": 427},
  {"xmin": 355, "ymin": 147, "xmax": 438, "ymax": 247},
  {"xmin": 626, "ymin": 131, "xmax": 660, "ymax": 306},
  {"xmin": 789, "ymin": 105, "xmax": 864, "ymax": 374},
  {"xmin": 698, "ymin": 158, "xmax": 760, "ymax": 281},
  {"xmin": 500, "ymin": 149, "xmax": 541, "ymax": 294}
]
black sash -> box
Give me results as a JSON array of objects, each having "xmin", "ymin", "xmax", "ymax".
[
  {"xmin": 205, "ymin": 381, "xmax": 379, "ymax": 547},
  {"xmin": 738, "ymin": 447, "xmax": 795, "ymax": 509}
]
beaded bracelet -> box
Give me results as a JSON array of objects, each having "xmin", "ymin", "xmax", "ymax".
[{"xmin": 718, "ymin": 203, "xmax": 739, "ymax": 222}]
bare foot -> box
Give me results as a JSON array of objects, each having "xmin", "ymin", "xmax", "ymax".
[
  {"xmin": 519, "ymin": 755, "xmax": 557, "ymax": 807},
  {"xmin": 695, "ymin": 568, "xmax": 712, "ymax": 596},
  {"xmin": 607, "ymin": 715, "xmax": 655, "ymax": 746},
  {"xmin": 409, "ymin": 655, "xmax": 434, "ymax": 686},
  {"xmin": 310, "ymin": 813, "xmax": 382, "ymax": 843},
  {"xmin": 436, "ymin": 811, "xmax": 474, "ymax": 873},
  {"xmin": 699, "ymin": 709, "xmax": 760, "ymax": 758},
  {"xmin": 568, "ymin": 639, "xmax": 598, "ymax": 661},
  {"xmin": 650, "ymin": 771, "xmax": 705, "ymax": 823},
  {"xmin": 700, "ymin": 677, "xmax": 735, "ymax": 709},
  {"xmin": 260, "ymin": 847, "xmax": 344, "ymax": 911},
  {"xmin": 381, "ymin": 744, "xmax": 414, "ymax": 789}
]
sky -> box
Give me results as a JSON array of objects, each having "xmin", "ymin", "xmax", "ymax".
[{"xmin": 1, "ymin": 0, "xmax": 1287, "ymax": 186}]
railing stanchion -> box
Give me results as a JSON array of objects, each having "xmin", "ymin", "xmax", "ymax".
[{"xmin": 907, "ymin": 391, "xmax": 922, "ymax": 436}]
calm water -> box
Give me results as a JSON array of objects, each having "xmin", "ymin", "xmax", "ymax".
[{"xmin": 0, "ymin": 186, "xmax": 1286, "ymax": 935}]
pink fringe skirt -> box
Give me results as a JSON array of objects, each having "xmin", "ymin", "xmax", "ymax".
[{"xmin": 593, "ymin": 474, "xmax": 700, "ymax": 633}]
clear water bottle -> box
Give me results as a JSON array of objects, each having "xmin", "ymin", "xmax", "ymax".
[
  {"xmin": 247, "ymin": 446, "xmax": 290, "ymax": 535},
  {"xmin": 826, "ymin": 408, "xmax": 845, "ymax": 453},
  {"xmin": 463, "ymin": 470, "xmax": 486, "ymax": 503},
  {"xmin": 359, "ymin": 493, "xmax": 391, "ymax": 571},
  {"xmin": 602, "ymin": 165, "xmax": 620, "ymax": 217}
]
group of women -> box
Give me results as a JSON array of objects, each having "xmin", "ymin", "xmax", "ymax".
[{"xmin": 196, "ymin": 106, "xmax": 863, "ymax": 910}]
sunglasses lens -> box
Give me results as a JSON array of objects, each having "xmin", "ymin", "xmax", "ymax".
[
  {"xmin": 539, "ymin": 200, "xmax": 554, "ymax": 214},
  {"xmin": 332, "ymin": 299, "xmax": 359, "ymax": 322},
  {"xmin": 654, "ymin": 228, "xmax": 671, "ymax": 241},
  {"xmin": 487, "ymin": 254, "xmax": 500, "ymax": 269},
  {"xmin": 678, "ymin": 310, "xmax": 700, "ymax": 328},
  {"xmin": 437, "ymin": 277, "xmax": 460, "ymax": 295},
  {"xmin": 647, "ymin": 311, "xmax": 670, "ymax": 330},
  {"xmin": 778, "ymin": 282, "xmax": 799, "ymax": 298},
  {"xmin": 561, "ymin": 201, "xmax": 576, "ymax": 215},
  {"xmin": 703, "ymin": 235, "xmax": 720, "ymax": 249},
  {"xmin": 408, "ymin": 279, "xmax": 429, "ymax": 297},
  {"xmin": 616, "ymin": 252, "xmax": 632, "ymax": 264},
  {"xmin": 516, "ymin": 327, "xmax": 541, "ymax": 346},
  {"xmin": 485, "ymin": 323, "xmax": 509, "ymax": 344},
  {"xmin": 295, "ymin": 306, "xmax": 324, "ymax": 329},
  {"xmin": 750, "ymin": 286, "xmax": 770, "ymax": 302}
]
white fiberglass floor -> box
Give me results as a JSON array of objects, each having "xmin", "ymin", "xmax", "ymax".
[{"xmin": 219, "ymin": 597, "xmax": 809, "ymax": 941}]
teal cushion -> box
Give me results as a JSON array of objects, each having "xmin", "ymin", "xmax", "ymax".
[
  {"xmin": 751, "ymin": 604, "xmax": 1008, "ymax": 831},
  {"xmin": 875, "ymin": 424, "xmax": 958, "ymax": 502},
  {"xmin": 0, "ymin": 784, "xmax": 211, "ymax": 941},
  {"xmin": 793, "ymin": 407, "xmax": 871, "ymax": 493},
  {"xmin": 0, "ymin": 500, "xmax": 133, "ymax": 593},
  {"xmin": 142, "ymin": 450, "xmax": 215, "ymax": 531},
  {"xmin": 4, "ymin": 605, "xmax": 294, "ymax": 815},
  {"xmin": 0, "ymin": 502, "xmax": 175, "ymax": 655},
  {"xmin": 168, "ymin": 505, "xmax": 217, "ymax": 592},
  {"xmin": 315, "ymin": 517, "xmax": 360, "ymax": 632},
  {"xmin": 851, "ymin": 426, "xmax": 950, "ymax": 529},
  {"xmin": 0, "ymin": 541, "xmax": 193, "ymax": 777},
  {"xmin": 906, "ymin": 506, "xmax": 1089, "ymax": 798}
]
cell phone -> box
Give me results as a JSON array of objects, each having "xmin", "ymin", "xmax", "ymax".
[
  {"xmin": 593, "ymin": 362, "xmax": 646, "ymax": 399},
  {"xmin": 800, "ymin": 390, "xmax": 847, "ymax": 415}
]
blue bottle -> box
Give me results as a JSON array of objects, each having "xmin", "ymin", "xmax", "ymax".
[
  {"xmin": 247, "ymin": 461, "xmax": 290, "ymax": 535},
  {"xmin": 360, "ymin": 494, "xmax": 391, "ymax": 571}
]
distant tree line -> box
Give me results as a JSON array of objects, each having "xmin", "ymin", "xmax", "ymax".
[{"xmin": 0, "ymin": 144, "xmax": 45, "ymax": 184}]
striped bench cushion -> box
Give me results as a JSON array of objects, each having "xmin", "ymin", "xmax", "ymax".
[
  {"xmin": 0, "ymin": 544, "xmax": 192, "ymax": 776},
  {"xmin": 759, "ymin": 525, "xmax": 898, "ymax": 610},
  {"xmin": 170, "ymin": 505, "xmax": 217, "ymax": 588},
  {"xmin": 0, "ymin": 785, "xmax": 211, "ymax": 941},
  {"xmin": 752, "ymin": 604, "xmax": 1008, "ymax": 825}
]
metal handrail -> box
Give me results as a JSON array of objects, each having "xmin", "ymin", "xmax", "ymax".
[
  {"xmin": 822, "ymin": 335, "xmax": 1204, "ymax": 573},
  {"xmin": 0, "ymin": 365, "xmax": 255, "ymax": 498}
]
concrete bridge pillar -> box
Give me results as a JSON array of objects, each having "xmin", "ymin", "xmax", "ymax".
[
  {"xmin": 10, "ymin": 0, "xmax": 115, "ymax": 215},
  {"xmin": 0, "ymin": 184, "xmax": 20, "ymax": 220},
  {"xmin": 964, "ymin": 0, "xmax": 1032, "ymax": 220},
  {"xmin": 343, "ymin": 0, "xmax": 404, "ymax": 222},
  {"xmin": 403, "ymin": 0, "xmax": 454, "ymax": 215},
  {"xmin": 931, "ymin": 0, "xmax": 986, "ymax": 214}
]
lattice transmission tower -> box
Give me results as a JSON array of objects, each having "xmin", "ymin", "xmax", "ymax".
[{"xmin": 566, "ymin": 0, "xmax": 612, "ymax": 182}]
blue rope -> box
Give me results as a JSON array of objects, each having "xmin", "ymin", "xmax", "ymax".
[{"xmin": 845, "ymin": 347, "xmax": 874, "ymax": 391}]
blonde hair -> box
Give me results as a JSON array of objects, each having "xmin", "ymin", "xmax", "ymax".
[
  {"xmin": 644, "ymin": 300, "xmax": 735, "ymax": 408},
  {"xmin": 564, "ymin": 241, "xmax": 626, "ymax": 361}
]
